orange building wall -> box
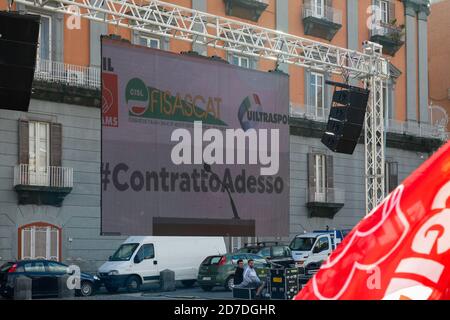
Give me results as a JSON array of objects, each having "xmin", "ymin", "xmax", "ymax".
[
  {"xmin": 64, "ymin": 13, "xmax": 90, "ymax": 66},
  {"xmin": 428, "ymin": 0, "xmax": 450, "ymax": 131},
  {"xmin": 0, "ymin": 0, "xmax": 410, "ymax": 122},
  {"xmin": 358, "ymin": 0, "xmax": 407, "ymax": 121}
]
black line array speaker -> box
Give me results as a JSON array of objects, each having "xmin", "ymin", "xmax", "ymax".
[
  {"xmin": 0, "ymin": 11, "xmax": 40, "ymax": 112},
  {"xmin": 321, "ymin": 81, "xmax": 370, "ymax": 155}
]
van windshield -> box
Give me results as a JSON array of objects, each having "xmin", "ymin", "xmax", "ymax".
[
  {"xmin": 110, "ymin": 243, "xmax": 139, "ymax": 261},
  {"xmin": 289, "ymin": 237, "xmax": 316, "ymax": 251}
]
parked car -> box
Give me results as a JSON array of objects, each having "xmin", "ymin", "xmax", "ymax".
[
  {"xmin": 236, "ymin": 242, "xmax": 295, "ymax": 268},
  {"xmin": 197, "ymin": 253, "xmax": 270, "ymax": 291},
  {"xmin": 98, "ymin": 236, "xmax": 227, "ymax": 293},
  {"xmin": 0, "ymin": 260, "xmax": 101, "ymax": 299}
]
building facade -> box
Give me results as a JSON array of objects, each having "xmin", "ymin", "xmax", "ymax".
[
  {"xmin": 0, "ymin": 0, "xmax": 444, "ymax": 271},
  {"xmin": 428, "ymin": 0, "xmax": 450, "ymax": 134}
]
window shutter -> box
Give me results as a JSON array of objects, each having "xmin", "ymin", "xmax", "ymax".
[
  {"xmin": 325, "ymin": 0, "xmax": 332, "ymax": 9},
  {"xmin": 326, "ymin": 155, "xmax": 334, "ymax": 189},
  {"xmin": 388, "ymin": 162, "xmax": 398, "ymax": 192},
  {"xmin": 388, "ymin": 1, "xmax": 395, "ymax": 23},
  {"xmin": 18, "ymin": 120, "xmax": 29, "ymax": 165},
  {"xmin": 305, "ymin": 70, "xmax": 311, "ymax": 107},
  {"xmin": 307, "ymin": 153, "xmax": 316, "ymax": 201},
  {"xmin": 50, "ymin": 123, "xmax": 62, "ymax": 167},
  {"xmin": 326, "ymin": 155, "xmax": 334, "ymax": 202}
]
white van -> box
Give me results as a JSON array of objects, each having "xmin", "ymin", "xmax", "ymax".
[
  {"xmin": 289, "ymin": 230, "xmax": 349, "ymax": 271},
  {"xmin": 98, "ymin": 236, "xmax": 227, "ymax": 292}
]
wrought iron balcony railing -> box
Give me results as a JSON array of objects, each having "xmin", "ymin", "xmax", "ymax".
[
  {"xmin": 302, "ymin": 1, "xmax": 342, "ymax": 25},
  {"xmin": 306, "ymin": 187, "xmax": 345, "ymax": 204},
  {"xmin": 34, "ymin": 59, "xmax": 101, "ymax": 89},
  {"xmin": 14, "ymin": 164, "xmax": 74, "ymax": 188}
]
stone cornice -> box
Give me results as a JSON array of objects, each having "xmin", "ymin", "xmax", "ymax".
[{"xmin": 403, "ymin": 0, "xmax": 431, "ymax": 17}]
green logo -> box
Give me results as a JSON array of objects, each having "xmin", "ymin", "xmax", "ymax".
[
  {"xmin": 126, "ymin": 78, "xmax": 149, "ymax": 116},
  {"xmin": 126, "ymin": 78, "xmax": 227, "ymax": 126}
]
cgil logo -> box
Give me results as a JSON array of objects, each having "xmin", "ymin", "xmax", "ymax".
[{"xmin": 102, "ymin": 73, "xmax": 119, "ymax": 127}]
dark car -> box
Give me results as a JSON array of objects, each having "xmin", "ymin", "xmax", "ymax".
[
  {"xmin": 236, "ymin": 242, "xmax": 295, "ymax": 268},
  {"xmin": 0, "ymin": 260, "xmax": 101, "ymax": 299},
  {"xmin": 197, "ymin": 253, "xmax": 270, "ymax": 291}
]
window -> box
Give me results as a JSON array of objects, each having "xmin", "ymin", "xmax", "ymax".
[
  {"xmin": 272, "ymin": 246, "xmax": 286, "ymax": 257},
  {"xmin": 20, "ymin": 223, "xmax": 60, "ymax": 261},
  {"xmin": 315, "ymin": 154, "xmax": 326, "ymax": 201},
  {"xmin": 314, "ymin": 237, "xmax": 330, "ymax": 253},
  {"xmin": 312, "ymin": 0, "xmax": 325, "ymax": 18},
  {"xmin": 289, "ymin": 237, "xmax": 316, "ymax": 251},
  {"xmin": 375, "ymin": 0, "xmax": 389, "ymax": 24},
  {"xmin": 139, "ymin": 36, "xmax": 161, "ymax": 49},
  {"xmin": 309, "ymin": 72, "xmax": 325, "ymax": 119},
  {"xmin": 136, "ymin": 244, "xmax": 155, "ymax": 260},
  {"xmin": 29, "ymin": 121, "xmax": 49, "ymax": 170},
  {"xmin": 110, "ymin": 243, "xmax": 139, "ymax": 261},
  {"xmin": 232, "ymin": 55, "xmax": 250, "ymax": 69},
  {"xmin": 47, "ymin": 262, "xmax": 68, "ymax": 274},
  {"xmin": 308, "ymin": 153, "xmax": 334, "ymax": 204},
  {"xmin": 385, "ymin": 161, "xmax": 398, "ymax": 194},
  {"xmin": 23, "ymin": 261, "xmax": 46, "ymax": 273},
  {"xmin": 28, "ymin": 121, "xmax": 50, "ymax": 185},
  {"xmin": 258, "ymin": 247, "xmax": 271, "ymax": 258},
  {"xmin": 37, "ymin": 15, "xmax": 52, "ymax": 61},
  {"xmin": 248, "ymin": 255, "xmax": 268, "ymax": 266},
  {"xmin": 231, "ymin": 254, "xmax": 247, "ymax": 264}
]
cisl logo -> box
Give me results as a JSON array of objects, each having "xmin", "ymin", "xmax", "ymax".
[
  {"xmin": 126, "ymin": 78, "xmax": 149, "ymax": 116},
  {"xmin": 102, "ymin": 73, "xmax": 119, "ymax": 127}
]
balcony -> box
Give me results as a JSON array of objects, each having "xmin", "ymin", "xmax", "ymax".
[
  {"xmin": 290, "ymin": 103, "xmax": 330, "ymax": 123},
  {"xmin": 224, "ymin": 0, "xmax": 269, "ymax": 22},
  {"xmin": 302, "ymin": 1, "xmax": 342, "ymax": 41},
  {"xmin": 370, "ymin": 22, "xmax": 404, "ymax": 56},
  {"xmin": 34, "ymin": 59, "xmax": 101, "ymax": 89},
  {"xmin": 14, "ymin": 164, "xmax": 73, "ymax": 206},
  {"xmin": 306, "ymin": 187, "xmax": 345, "ymax": 219},
  {"xmin": 386, "ymin": 119, "xmax": 448, "ymax": 141}
]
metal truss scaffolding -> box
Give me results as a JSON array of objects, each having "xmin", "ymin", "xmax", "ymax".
[{"xmin": 15, "ymin": 0, "xmax": 390, "ymax": 214}]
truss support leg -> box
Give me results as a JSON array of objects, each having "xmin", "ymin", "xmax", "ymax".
[{"xmin": 364, "ymin": 73, "xmax": 385, "ymax": 214}]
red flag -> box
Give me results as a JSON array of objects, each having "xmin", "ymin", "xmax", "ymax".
[{"xmin": 295, "ymin": 141, "xmax": 450, "ymax": 300}]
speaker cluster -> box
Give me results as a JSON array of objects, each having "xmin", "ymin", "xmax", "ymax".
[
  {"xmin": 0, "ymin": 11, "xmax": 40, "ymax": 112},
  {"xmin": 321, "ymin": 81, "xmax": 370, "ymax": 155}
]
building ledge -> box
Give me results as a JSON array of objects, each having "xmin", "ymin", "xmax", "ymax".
[
  {"xmin": 224, "ymin": 0, "xmax": 269, "ymax": 22},
  {"xmin": 289, "ymin": 116, "xmax": 444, "ymax": 154},
  {"xmin": 302, "ymin": 1, "xmax": 342, "ymax": 41},
  {"xmin": 306, "ymin": 202, "xmax": 345, "ymax": 219},
  {"xmin": 369, "ymin": 23, "xmax": 405, "ymax": 56},
  {"xmin": 32, "ymin": 80, "xmax": 100, "ymax": 108},
  {"xmin": 302, "ymin": 16, "xmax": 342, "ymax": 41},
  {"xmin": 14, "ymin": 185, "xmax": 72, "ymax": 207},
  {"xmin": 370, "ymin": 34, "xmax": 404, "ymax": 56}
]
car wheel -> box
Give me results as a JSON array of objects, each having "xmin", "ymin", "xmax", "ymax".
[
  {"xmin": 225, "ymin": 276, "xmax": 234, "ymax": 291},
  {"xmin": 79, "ymin": 281, "xmax": 94, "ymax": 297},
  {"xmin": 181, "ymin": 280, "xmax": 196, "ymax": 288},
  {"xmin": 200, "ymin": 286, "xmax": 213, "ymax": 292},
  {"xmin": 126, "ymin": 275, "xmax": 141, "ymax": 293},
  {"xmin": 105, "ymin": 285, "xmax": 119, "ymax": 293}
]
